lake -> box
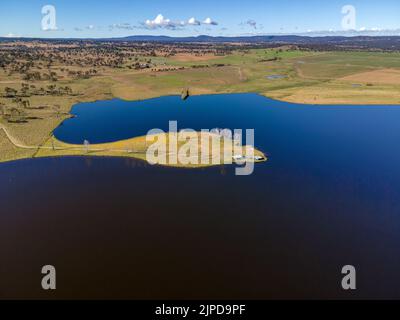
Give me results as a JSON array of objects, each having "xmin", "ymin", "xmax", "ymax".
[{"xmin": 1, "ymin": 93, "xmax": 400, "ymax": 299}]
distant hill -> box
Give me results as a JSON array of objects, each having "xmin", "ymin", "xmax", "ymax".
[
  {"xmin": 88, "ymin": 35, "xmax": 400, "ymax": 50},
  {"xmin": 118, "ymin": 35, "xmax": 325, "ymax": 43},
  {"xmin": 2, "ymin": 35, "xmax": 400, "ymax": 50},
  {"xmin": 1, "ymin": 34, "xmax": 400, "ymax": 43},
  {"xmin": 115, "ymin": 34, "xmax": 400, "ymax": 45}
]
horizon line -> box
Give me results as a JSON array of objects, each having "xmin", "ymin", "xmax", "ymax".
[{"xmin": 3, "ymin": 33, "xmax": 400, "ymax": 40}]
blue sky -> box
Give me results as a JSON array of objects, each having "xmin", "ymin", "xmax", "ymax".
[{"xmin": 1, "ymin": 0, "xmax": 400, "ymax": 38}]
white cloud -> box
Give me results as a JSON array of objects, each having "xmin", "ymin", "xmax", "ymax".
[
  {"xmin": 145, "ymin": 14, "xmax": 176, "ymax": 29},
  {"xmin": 188, "ymin": 17, "xmax": 200, "ymax": 26},
  {"xmin": 86, "ymin": 25, "xmax": 95, "ymax": 30},
  {"xmin": 203, "ymin": 18, "xmax": 218, "ymax": 26},
  {"xmin": 109, "ymin": 23, "xmax": 136, "ymax": 30},
  {"xmin": 3, "ymin": 33, "xmax": 20, "ymax": 38},
  {"xmin": 142, "ymin": 14, "xmax": 218, "ymax": 30},
  {"xmin": 359, "ymin": 27, "xmax": 366, "ymax": 32}
]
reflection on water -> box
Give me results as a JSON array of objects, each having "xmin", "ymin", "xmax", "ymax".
[{"xmin": 2, "ymin": 94, "xmax": 400, "ymax": 299}]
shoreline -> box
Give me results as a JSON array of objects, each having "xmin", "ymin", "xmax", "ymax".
[
  {"xmin": 70, "ymin": 91, "xmax": 400, "ymax": 110},
  {"xmin": 2, "ymin": 90, "xmax": 400, "ymax": 165},
  {"xmin": 1, "ymin": 130, "xmax": 267, "ymax": 168}
]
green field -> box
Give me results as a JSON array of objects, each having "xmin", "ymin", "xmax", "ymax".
[{"xmin": 2, "ymin": 48, "xmax": 400, "ymax": 163}]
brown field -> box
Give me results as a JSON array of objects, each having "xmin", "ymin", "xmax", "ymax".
[
  {"xmin": 170, "ymin": 53, "xmax": 220, "ymax": 62},
  {"xmin": 341, "ymin": 68, "xmax": 400, "ymax": 85},
  {"xmin": 2, "ymin": 44, "xmax": 400, "ymax": 164}
]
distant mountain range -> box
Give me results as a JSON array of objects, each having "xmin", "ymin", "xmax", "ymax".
[
  {"xmin": 2, "ymin": 35, "xmax": 400, "ymax": 49},
  {"xmin": 112, "ymin": 35, "xmax": 400, "ymax": 44},
  {"xmin": 116, "ymin": 35, "xmax": 307, "ymax": 42}
]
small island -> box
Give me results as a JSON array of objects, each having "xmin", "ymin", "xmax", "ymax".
[
  {"xmin": 181, "ymin": 88, "xmax": 190, "ymax": 100},
  {"xmin": 30, "ymin": 131, "xmax": 267, "ymax": 168}
]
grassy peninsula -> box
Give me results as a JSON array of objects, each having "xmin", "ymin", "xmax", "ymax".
[{"xmin": 2, "ymin": 40, "xmax": 400, "ymax": 164}]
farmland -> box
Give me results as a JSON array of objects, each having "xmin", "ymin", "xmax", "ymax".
[{"xmin": 2, "ymin": 40, "xmax": 400, "ymax": 163}]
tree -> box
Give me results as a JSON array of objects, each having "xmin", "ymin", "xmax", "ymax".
[
  {"xmin": 38, "ymin": 87, "xmax": 46, "ymax": 96},
  {"xmin": 12, "ymin": 97, "xmax": 23, "ymax": 107},
  {"xmin": 47, "ymin": 85, "xmax": 57, "ymax": 95},
  {"xmin": 64, "ymin": 86, "xmax": 72, "ymax": 95},
  {"xmin": 22, "ymin": 100, "xmax": 31, "ymax": 109},
  {"xmin": 8, "ymin": 107, "xmax": 27, "ymax": 123},
  {"xmin": 4, "ymin": 87, "xmax": 17, "ymax": 98}
]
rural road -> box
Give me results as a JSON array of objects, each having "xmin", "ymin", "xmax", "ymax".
[
  {"xmin": 0, "ymin": 124, "xmax": 36, "ymax": 149},
  {"xmin": 0, "ymin": 124, "xmax": 222, "ymax": 162},
  {"xmin": 0, "ymin": 124, "xmax": 143, "ymax": 154}
]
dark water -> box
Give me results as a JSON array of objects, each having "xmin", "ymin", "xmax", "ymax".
[
  {"xmin": 2, "ymin": 93, "xmax": 400, "ymax": 299},
  {"xmin": 266, "ymin": 75, "xmax": 287, "ymax": 80}
]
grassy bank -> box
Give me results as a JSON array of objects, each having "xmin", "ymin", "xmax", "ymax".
[
  {"xmin": 32, "ymin": 132, "xmax": 267, "ymax": 168},
  {"xmin": 2, "ymin": 48, "xmax": 400, "ymax": 163}
]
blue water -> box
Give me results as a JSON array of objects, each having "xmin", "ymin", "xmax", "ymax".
[
  {"xmin": 2, "ymin": 93, "xmax": 400, "ymax": 299},
  {"xmin": 266, "ymin": 74, "xmax": 287, "ymax": 80},
  {"xmin": 55, "ymin": 94, "xmax": 400, "ymax": 179}
]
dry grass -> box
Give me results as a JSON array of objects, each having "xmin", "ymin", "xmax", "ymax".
[
  {"xmin": 0, "ymin": 129, "xmax": 36, "ymax": 162},
  {"xmin": 266, "ymin": 81, "xmax": 400, "ymax": 105},
  {"xmin": 169, "ymin": 53, "xmax": 220, "ymax": 62},
  {"xmin": 34, "ymin": 132, "xmax": 267, "ymax": 168},
  {"xmin": 3, "ymin": 48, "xmax": 400, "ymax": 163},
  {"xmin": 341, "ymin": 68, "xmax": 400, "ymax": 85}
]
